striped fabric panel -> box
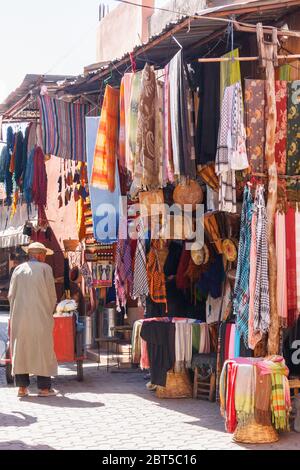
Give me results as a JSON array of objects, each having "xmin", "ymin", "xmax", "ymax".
[{"xmin": 38, "ymin": 95, "xmax": 97, "ymax": 161}]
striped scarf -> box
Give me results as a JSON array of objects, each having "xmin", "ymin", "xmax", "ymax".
[
  {"xmin": 115, "ymin": 236, "xmax": 133, "ymax": 312},
  {"xmin": 132, "ymin": 218, "xmax": 149, "ymax": 308},
  {"xmin": 253, "ymin": 185, "xmax": 270, "ymax": 335},
  {"xmin": 234, "ymin": 186, "xmax": 253, "ymax": 345},
  {"xmin": 91, "ymin": 85, "xmax": 120, "ymax": 192}
]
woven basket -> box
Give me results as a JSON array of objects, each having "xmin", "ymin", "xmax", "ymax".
[
  {"xmin": 156, "ymin": 369, "xmax": 193, "ymax": 399},
  {"xmin": 63, "ymin": 239, "xmax": 79, "ymax": 252},
  {"xmin": 233, "ymin": 422, "xmax": 279, "ymax": 444}
]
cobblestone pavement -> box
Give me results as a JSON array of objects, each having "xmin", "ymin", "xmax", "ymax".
[
  {"xmin": 0, "ymin": 311, "xmax": 298, "ymax": 451},
  {"xmin": 0, "ymin": 360, "xmax": 299, "ymax": 451}
]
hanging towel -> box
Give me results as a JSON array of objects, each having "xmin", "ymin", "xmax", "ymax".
[
  {"xmin": 128, "ymin": 72, "xmax": 142, "ymax": 174},
  {"xmin": 234, "ymin": 363, "xmax": 256, "ymax": 427},
  {"xmin": 175, "ymin": 322, "xmax": 193, "ymax": 371},
  {"xmin": 91, "ymin": 85, "xmax": 119, "ymax": 192},
  {"xmin": 220, "ymin": 48, "xmax": 241, "ymax": 104}
]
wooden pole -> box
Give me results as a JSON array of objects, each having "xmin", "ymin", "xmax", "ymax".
[
  {"xmin": 197, "ymin": 54, "xmax": 300, "ymax": 63},
  {"xmin": 257, "ymin": 25, "xmax": 280, "ymax": 355}
]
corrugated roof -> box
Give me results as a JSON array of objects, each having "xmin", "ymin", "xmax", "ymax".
[{"xmin": 58, "ymin": 0, "xmax": 300, "ymax": 97}]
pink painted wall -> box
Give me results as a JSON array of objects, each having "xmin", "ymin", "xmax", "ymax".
[{"xmin": 96, "ymin": 0, "xmax": 154, "ymax": 62}]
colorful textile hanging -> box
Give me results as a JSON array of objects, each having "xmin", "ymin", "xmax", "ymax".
[
  {"xmin": 234, "ymin": 186, "xmax": 253, "ymax": 345},
  {"xmin": 86, "ymin": 117, "xmax": 121, "ymax": 244},
  {"xmin": 91, "ymin": 85, "xmax": 119, "ymax": 192},
  {"xmin": 155, "ymin": 80, "xmax": 164, "ymax": 188},
  {"xmin": 253, "ymin": 186, "xmax": 270, "ymax": 335},
  {"xmin": 123, "ymin": 73, "xmax": 133, "ymax": 173},
  {"xmin": 128, "ymin": 72, "xmax": 142, "ymax": 174},
  {"xmin": 23, "ymin": 148, "xmax": 35, "ymax": 205},
  {"xmin": 32, "ymin": 147, "xmax": 47, "ymax": 207},
  {"xmin": 132, "ymin": 218, "xmax": 149, "ymax": 308},
  {"xmin": 286, "ymin": 206, "xmax": 297, "ymax": 326},
  {"xmin": 234, "ymin": 363, "xmax": 256, "ymax": 427},
  {"xmin": 275, "ymin": 81, "xmax": 288, "ymax": 209},
  {"xmin": 244, "ymin": 79, "xmax": 265, "ymax": 175},
  {"xmin": 163, "ymin": 64, "xmax": 174, "ymax": 183},
  {"xmin": 134, "ymin": 63, "xmax": 158, "ymax": 189},
  {"xmin": 296, "ymin": 210, "xmax": 300, "ymax": 315},
  {"xmin": 275, "ymin": 211, "xmax": 288, "ymax": 327},
  {"xmin": 115, "ymin": 232, "xmax": 133, "ymax": 312},
  {"xmin": 286, "ymin": 81, "xmax": 300, "ymax": 202},
  {"xmin": 39, "ymin": 95, "xmax": 95, "ymax": 162},
  {"xmin": 220, "ymin": 48, "xmax": 241, "ymax": 104},
  {"xmin": 118, "ymin": 77, "xmax": 126, "ymax": 171},
  {"xmin": 147, "ymin": 240, "xmax": 168, "ymax": 311},
  {"xmin": 248, "ymin": 208, "xmax": 262, "ymax": 350}
]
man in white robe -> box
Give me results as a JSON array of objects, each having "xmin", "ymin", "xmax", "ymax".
[{"xmin": 8, "ymin": 242, "xmax": 57, "ymax": 397}]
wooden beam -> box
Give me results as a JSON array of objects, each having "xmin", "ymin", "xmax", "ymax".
[{"xmin": 197, "ymin": 53, "xmax": 300, "ymax": 62}]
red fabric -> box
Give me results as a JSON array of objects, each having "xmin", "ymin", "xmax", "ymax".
[
  {"xmin": 275, "ymin": 81, "xmax": 287, "ymax": 174},
  {"xmin": 226, "ymin": 361, "xmax": 238, "ymax": 433},
  {"xmin": 176, "ymin": 244, "xmax": 191, "ymax": 290},
  {"xmin": 32, "ymin": 147, "xmax": 47, "ymax": 207},
  {"xmin": 224, "ymin": 324, "xmax": 231, "ymax": 362},
  {"xmin": 286, "ymin": 207, "xmax": 297, "ymax": 326},
  {"xmin": 53, "ymin": 317, "xmax": 76, "ymax": 362}
]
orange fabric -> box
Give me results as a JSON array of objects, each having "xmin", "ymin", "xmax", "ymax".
[
  {"xmin": 147, "ymin": 240, "xmax": 168, "ymax": 312},
  {"xmin": 91, "ymin": 85, "xmax": 119, "ymax": 192}
]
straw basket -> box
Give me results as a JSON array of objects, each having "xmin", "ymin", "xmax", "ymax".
[
  {"xmin": 63, "ymin": 239, "xmax": 79, "ymax": 252},
  {"xmin": 233, "ymin": 422, "xmax": 279, "ymax": 444},
  {"xmin": 156, "ymin": 369, "xmax": 193, "ymax": 399}
]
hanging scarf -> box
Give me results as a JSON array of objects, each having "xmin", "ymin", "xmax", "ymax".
[
  {"xmin": 155, "ymin": 80, "xmax": 164, "ymax": 188},
  {"xmin": 286, "ymin": 81, "xmax": 300, "ymax": 202},
  {"xmin": 115, "ymin": 236, "xmax": 133, "ymax": 312},
  {"xmin": 163, "ymin": 64, "xmax": 174, "ymax": 184},
  {"xmin": 0, "ymin": 145, "xmax": 8, "ymax": 183},
  {"xmin": 147, "ymin": 240, "xmax": 168, "ymax": 311},
  {"xmin": 230, "ymin": 82, "xmax": 248, "ymax": 171},
  {"xmin": 275, "ymin": 211, "xmax": 288, "ymax": 327},
  {"xmin": 275, "ymin": 81, "xmax": 287, "ymax": 210},
  {"xmin": 128, "ymin": 72, "xmax": 142, "ymax": 174},
  {"xmin": 220, "ymin": 48, "xmax": 241, "ymax": 104},
  {"xmin": 234, "ymin": 186, "xmax": 252, "ymax": 345},
  {"xmin": 215, "ymin": 84, "xmax": 236, "ymax": 213},
  {"xmin": 234, "ymin": 363, "xmax": 256, "ymax": 427},
  {"xmin": 286, "ymin": 206, "xmax": 297, "ymax": 326},
  {"xmin": 32, "ymin": 147, "xmax": 47, "ymax": 207},
  {"xmin": 244, "ymin": 79, "xmax": 265, "ymax": 175},
  {"xmin": 253, "ymin": 186, "xmax": 270, "ymax": 335},
  {"xmin": 91, "ymin": 85, "xmax": 119, "ymax": 192},
  {"xmin": 23, "ymin": 148, "xmax": 35, "ymax": 205},
  {"xmin": 219, "ymin": 360, "xmax": 238, "ymax": 433},
  {"xmin": 118, "ymin": 77, "xmax": 126, "ymax": 171},
  {"xmin": 135, "ymin": 63, "xmax": 158, "ymax": 190},
  {"xmin": 14, "ymin": 130, "xmax": 24, "ymax": 186},
  {"xmin": 132, "ymin": 218, "xmax": 149, "ymax": 308},
  {"xmin": 123, "ymin": 73, "xmax": 133, "ymax": 174},
  {"xmin": 296, "ymin": 210, "xmax": 300, "ymax": 316},
  {"xmin": 248, "ymin": 209, "xmax": 262, "ymax": 349}
]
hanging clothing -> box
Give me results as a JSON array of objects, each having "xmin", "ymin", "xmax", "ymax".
[
  {"xmin": 147, "ymin": 240, "xmax": 168, "ymax": 311},
  {"xmin": 118, "ymin": 77, "xmax": 126, "ymax": 171},
  {"xmin": 174, "ymin": 322, "xmax": 193, "ymax": 371},
  {"xmin": 128, "ymin": 72, "xmax": 142, "ymax": 174},
  {"xmin": 169, "ymin": 51, "xmax": 196, "ymax": 178},
  {"xmin": 0, "ymin": 145, "xmax": 9, "ymax": 183},
  {"xmin": 234, "ymin": 363, "xmax": 256, "ymax": 427},
  {"xmin": 32, "ymin": 147, "xmax": 47, "ymax": 207},
  {"xmin": 123, "ymin": 73, "xmax": 133, "ymax": 173},
  {"xmin": 296, "ymin": 210, "xmax": 300, "ymax": 315},
  {"xmin": 193, "ymin": 62, "xmax": 220, "ymax": 165},
  {"xmin": 276, "ymin": 211, "xmax": 288, "ymax": 327},
  {"xmin": 132, "ymin": 218, "xmax": 149, "ymax": 308},
  {"xmin": 275, "ymin": 81, "xmax": 288, "ymax": 208},
  {"xmin": 134, "ymin": 64, "xmax": 158, "ymax": 190},
  {"xmin": 234, "ymin": 186, "xmax": 253, "ymax": 345},
  {"xmin": 219, "ymin": 360, "xmax": 238, "ymax": 433},
  {"xmin": 140, "ymin": 321, "xmax": 175, "ymax": 387},
  {"xmin": 216, "ymin": 84, "xmax": 236, "ymax": 213},
  {"xmin": 286, "ymin": 207, "xmax": 297, "ymax": 327},
  {"xmin": 287, "ymin": 81, "xmax": 300, "ymax": 201},
  {"xmin": 248, "ymin": 209, "xmax": 262, "ymax": 350},
  {"xmin": 220, "ymin": 48, "xmax": 241, "ymax": 104},
  {"xmin": 254, "ymin": 367, "xmax": 272, "ymax": 426},
  {"xmin": 163, "ymin": 64, "xmax": 175, "ymax": 183},
  {"xmin": 253, "ymin": 186, "xmax": 270, "ymax": 336},
  {"xmin": 244, "ymin": 79, "xmax": 265, "ymax": 174},
  {"xmin": 155, "ymin": 80, "xmax": 164, "ymax": 188},
  {"xmin": 91, "ymin": 85, "xmax": 119, "ymax": 192},
  {"xmin": 115, "ymin": 236, "xmax": 133, "ymax": 312}
]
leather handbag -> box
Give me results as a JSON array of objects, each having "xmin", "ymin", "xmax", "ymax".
[{"xmin": 173, "ymin": 179, "xmax": 203, "ymax": 210}]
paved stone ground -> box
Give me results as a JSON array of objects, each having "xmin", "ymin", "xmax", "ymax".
[{"xmin": 0, "ymin": 313, "xmax": 299, "ymax": 451}]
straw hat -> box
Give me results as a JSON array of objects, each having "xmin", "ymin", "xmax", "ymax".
[
  {"xmin": 23, "ymin": 242, "xmax": 54, "ymax": 256},
  {"xmin": 190, "ymin": 242, "xmax": 210, "ymax": 266}
]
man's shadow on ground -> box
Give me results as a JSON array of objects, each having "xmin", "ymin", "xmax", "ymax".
[
  {"xmin": 0, "ymin": 411, "xmax": 37, "ymax": 427},
  {"xmin": 19, "ymin": 394, "xmax": 104, "ymax": 409}
]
